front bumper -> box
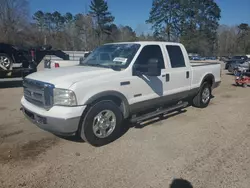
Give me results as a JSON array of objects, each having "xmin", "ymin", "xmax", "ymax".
[{"xmin": 21, "ymin": 97, "xmax": 86, "ymax": 135}]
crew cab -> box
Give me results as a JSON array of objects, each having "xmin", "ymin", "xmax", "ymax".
[{"xmin": 21, "ymin": 41, "xmax": 221, "ymax": 146}]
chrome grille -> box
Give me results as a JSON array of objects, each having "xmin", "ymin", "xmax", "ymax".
[{"xmin": 23, "ymin": 78, "xmax": 54, "ymax": 109}]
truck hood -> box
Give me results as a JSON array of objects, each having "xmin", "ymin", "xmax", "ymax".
[{"xmin": 26, "ymin": 66, "xmax": 116, "ymax": 88}]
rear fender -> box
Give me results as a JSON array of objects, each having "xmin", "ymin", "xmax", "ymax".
[{"xmin": 198, "ymin": 74, "xmax": 215, "ymax": 92}]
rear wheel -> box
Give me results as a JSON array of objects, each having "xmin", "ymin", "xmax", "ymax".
[
  {"xmin": 192, "ymin": 82, "xmax": 212, "ymax": 108},
  {"xmin": 79, "ymin": 100, "xmax": 124, "ymax": 146}
]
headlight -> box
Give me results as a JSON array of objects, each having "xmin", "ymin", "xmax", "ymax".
[{"xmin": 53, "ymin": 88, "xmax": 77, "ymax": 106}]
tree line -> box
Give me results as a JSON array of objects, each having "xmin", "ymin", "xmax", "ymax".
[
  {"xmin": 218, "ymin": 24, "xmax": 250, "ymax": 56},
  {"xmin": 0, "ymin": 0, "xmax": 249, "ymax": 56}
]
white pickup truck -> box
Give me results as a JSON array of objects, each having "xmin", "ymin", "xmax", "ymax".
[{"xmin": 21, "ymin": 41, "xmax": 221, "ymax": 146}]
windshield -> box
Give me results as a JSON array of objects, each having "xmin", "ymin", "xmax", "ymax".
[{"xmin": 80, "ymin": 43, "xmax": 141, "ymax": 70}]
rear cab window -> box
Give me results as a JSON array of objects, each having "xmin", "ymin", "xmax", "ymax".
[{"xmin": 166, "ymin": 45, "xmax": 186, "ymax": 68}]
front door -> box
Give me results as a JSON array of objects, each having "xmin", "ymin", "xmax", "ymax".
[{"xmin": 128, "ymin": 44, "xmax": 167, "ymax": 113}]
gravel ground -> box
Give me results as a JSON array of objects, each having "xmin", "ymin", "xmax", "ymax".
[{"xmin": 0, "ymin": 67, "xmax": 250, "ymax": 188}]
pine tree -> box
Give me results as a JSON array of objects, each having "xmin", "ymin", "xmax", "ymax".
[{"xmin": 89, "ymin": 0, "xmax": 115, "ymax": 44}]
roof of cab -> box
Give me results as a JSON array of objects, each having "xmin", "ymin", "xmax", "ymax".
[{"xmin": 104, "ymin": 41, "xmax": 182, "ymax": 46}]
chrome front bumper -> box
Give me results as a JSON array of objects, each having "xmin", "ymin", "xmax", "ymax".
[
  {"xmin": 21, "ymin": 97, "xmax": 87, "ymax": 135},
  {"xmin": 21, "ymin": 106, "xmax": 81, "ymax": 135}
]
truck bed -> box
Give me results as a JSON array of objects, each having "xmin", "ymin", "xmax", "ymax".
[
  {"xmin": 190, "ymin": 62, "xmax": 221, "ymax": 89},
  {"xmin": 190, "ymin": 62, "xmax": 221, "ymax": 67}
]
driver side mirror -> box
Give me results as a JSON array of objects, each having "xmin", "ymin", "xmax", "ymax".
[{"xmin": 133, "ymin": 58, "xmax": 161, "ymax": 76}]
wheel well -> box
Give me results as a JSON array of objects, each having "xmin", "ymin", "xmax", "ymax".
[
  {"xmin": 88, "ymin": 95, "xmax": 129, "ymax": 118},
  {"xmin": 202, "ymin": 75, "xmax": 214, "ymax": 87},
  {"xmin": 0, "ymin": 51, "xmax": 13, "ymax": 61},
  {"xmin": 0, "ymin": 50, "xmax": 9, "ymax": 55}
]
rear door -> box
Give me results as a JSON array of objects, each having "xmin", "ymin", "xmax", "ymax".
[{"xmin": 163, "ymin": 45, "xmax": 192, "ymax": 96}]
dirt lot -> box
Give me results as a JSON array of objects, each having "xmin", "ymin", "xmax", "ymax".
[{"xmin": 1, "ymin": 66, "xmax": 250, "ymax": 188}]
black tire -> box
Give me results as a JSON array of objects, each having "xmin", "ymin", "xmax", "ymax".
[
  {"xmin": 0, "ymin": 53, "xmax": 13, "ymax": 77},
  {"xmin": 192, "ymin": 82, "xmax": 212, "ymax": 108},
  {"xmin": 233, "ymin": 69, "xmax": 238, "ymax": 76},
  {"xmin": 79, "ymin": 100, "xmax": 124, "ymax": 146},
  {"xmin": 0, "ymin": 53, "xmax": 13, "ymax": 70},
  {"xmin": 225, "ymin": 63, "xmax": 229, "ymax": 70}
]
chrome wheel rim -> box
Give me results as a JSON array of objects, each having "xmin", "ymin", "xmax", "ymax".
[
  {"xmin": 0, "ymin": 55, "xmax": 11, "ymax": 69},
  {"xmin": 202, "ymin": 87, "xmax": 210, "ymax": 104},
  {"xmin": 92, "ymin": 110, "xmax": 116, "ymax": 138}
]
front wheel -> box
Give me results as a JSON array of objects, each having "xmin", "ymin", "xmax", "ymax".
[
  {"xmin": 79, "ymin": 101, "xmax": 124, "ymax": 146},
  {"xmin": 192, "ymin": 82, "xmax": 212, "ymax": 108}
]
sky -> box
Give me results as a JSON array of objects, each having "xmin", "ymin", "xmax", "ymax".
[{"xmin": 30, "ymin": 0, "xmax": 250, "ymax": 34}]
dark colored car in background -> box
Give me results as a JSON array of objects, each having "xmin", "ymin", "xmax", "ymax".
[
  {"xmin": 189, "ymin": 56, "xmax": 206, "ymax": 61},
  {"xmin": 219, "ymin": 56, "xmax": 230, "ymax": 62},
  {"xmin": 0, "ymin": 43, "xmax": 69, "ymax": 78},
  {"xmin": 205, "ymin": 56, "xmax": 217, "ymax": 60},
  {"xmin": 224, "ymin": 55, "xmax": 248, "ymax": 70},
  {"xmin": 228, "ymin": 58, "xmax": 250, "ymax": 75}
]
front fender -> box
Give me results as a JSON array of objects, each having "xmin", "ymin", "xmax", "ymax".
[{"xmin": 83, "ymin": 90, "xmax": 130, "ymax": 118}]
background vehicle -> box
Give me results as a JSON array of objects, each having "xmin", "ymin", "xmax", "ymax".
[
  {"xmin": 0, "ymin": 43, "xmax": 70, "ymax": 78},
  {"xmin": 189, "ymin": 56, "xmax": 206, "ymax": 61},
  {"xmin": 219, "ymin": 56, "xmax": 230, "ymax": 62},
  {"xmin": 21, "ymin": 41, "xmax": 221, "ymax": 146},
  {"xmin": 205, "ymin": 56, "xmax": 217, "ymax": 60},
  {"xmin": 227, "ymin": 58, "xmax": 250, "ymax": 75},
  {"xmin": 224, "ymin": 55, "xmax": 248, "ymax": 70},
  {"xmin": 45, "ymin": 51, "xmax": 91, "ymax": 69}
]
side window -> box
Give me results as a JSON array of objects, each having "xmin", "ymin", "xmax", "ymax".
[
  {"xmin": 135, "ymin": 45, "xmax": 165, "ymax": 69},
  {"xmin": 166, "ymin": 45, "xmax": 186, "ymax": 68}
]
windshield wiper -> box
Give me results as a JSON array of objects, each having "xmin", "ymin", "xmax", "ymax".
[
  {"xmin": 82, "ymin": 63, "xmax": 105, "ymax": 68},
  {"xmin": 82, "ymin": 63, "xmax": 121, "ymax": 71},
  {"xmin": 105, "ymin": 65, "xmax": 121, "ymax": 71}
]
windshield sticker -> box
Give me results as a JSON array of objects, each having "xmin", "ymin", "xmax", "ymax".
[{"xmin": 113, "ymin": 57, "xmax": 128, "ymax": 64}]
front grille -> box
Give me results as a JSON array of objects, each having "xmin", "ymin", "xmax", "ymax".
[{"xmin": 23, "ymin": 78, "xmax": 54, "ymax": 109}]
